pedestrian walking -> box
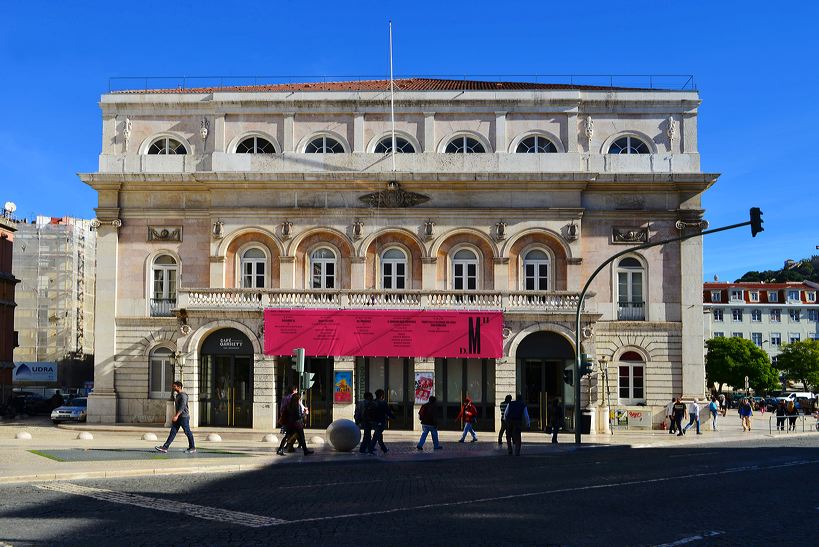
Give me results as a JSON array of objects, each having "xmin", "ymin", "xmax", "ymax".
[
  {"xmin": 708, "ymin": 396, "xmax": 720, "ymax": 431},
  {"xmin": 503, "ymin": 394, "xmax": 530, "ymax": 455},
  {"xmin": 682, "ymin": 398, "xmax": 702, "ymax": 435},
  {"xmin": 718, "ymin": 393, "xmax": 726, "ymax": 416},
  {"xmin": 775, "ymin": 400, "xmax": 787, "ymax": 431},
  {"xmin": 672, "ymin": 397, "xmax": 687, "ymax": 437},
  {"xmin": 279, "ymin": 385, "xmax": 303, "ymax": 452},
  {"xmin": 276, "ymin": 392, "xmax": 313, "ymax": 456},
  {"xmin": 498, "ymin": 394, "xmax": 512, "ymax": 447},
  {"xmin": 666, "ymin": 398, "xmax": 677, "ymax": 434},
  {"xmin": 456, "ymin": 397, "xmax": 479, "ymax": 443},
  {"xmin": 354, "ymin": 391, "xmax": 375, "ymax": 453},
  {"xmin": 155, "ymin": 381, "xmax": 196, "ymax": 454},
  {"xmin": 786, "ymin": 401, "xmax": 798, "ymax": 431},
  {"xmin": 549, "ymin": 398, "xmax": 563, "ymax": 444},
  {"xmin": 369, "ymin": 389, "xmax": 395, "ymax": 454},
  {"xmin": 416, "ymin": 396, "xmax": 443, "ymax": 450},
  {"xmin": 739, "ymin": 398, "xmax": 753, "ymax": 431}
]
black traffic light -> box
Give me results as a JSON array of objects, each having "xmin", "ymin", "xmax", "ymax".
[
  {"xmin": 750, "ymin": 207, "xmax": 764, "ymax": 237},
  {"xmin": 579, "ymin": 354, "xmax": 595, "ymax": 377},
  {"xmin": 562, "ymin": 369, "xmax": 573, "ymax": 386}
]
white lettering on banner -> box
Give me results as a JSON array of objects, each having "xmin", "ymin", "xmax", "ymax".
[{"xmin": 12, "ymin": 362, "xmax": 58, "ymax": 383}]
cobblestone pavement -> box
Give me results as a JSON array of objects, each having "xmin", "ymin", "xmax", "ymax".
[{"xmin": 1, "ymin": 435, "xmax": 818, "ymax": 546}]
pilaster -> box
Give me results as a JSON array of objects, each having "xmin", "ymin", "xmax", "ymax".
[
  {"xmin": 494, "ymin": 111, "xmax": 507, "ymax": 153},
  {"xmin": 209, "ymin": 255, "xmax": 225, "ymax": 288},
  {"xmin": 421, "ymin": 257, "xmax": 437, "ymax": 290},
  {"xmin": 283, "ymin": 112, "xmax": 295, "ymax": 152},
  {"xmin": 279, "ymin": 256, "xmax": 296, "ymax": 289},
  {"xmin": 350, "ymin": 256, "xmax": 366, "ymax": 289},
  {"xmin": 353, "ymin": 114, "xmax": 365, "ymax": 152},
  {"xmin": 422, "ymin": 112, "xmax": 435, "ymax": 152}
]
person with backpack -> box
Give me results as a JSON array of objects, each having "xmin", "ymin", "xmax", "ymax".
[
  {"xmin": 503, "ymin": 394, "xmax": 530, "ymax": 455},
  {"xmin": 498, "ymin": 394, "xmax": 512, "ymax": 447},
  {"xmin": 369, "ymin": 389, "xmax": 395, "ymax": 454},
  {"xmin": 354, "ymin": 391, "xmax": 375, "ymax": 453},
  {"xmin": 708, "ymin": 396, "xmax": 720, "ymax": 431},
  {"xmin": 416, "ymin": 396, "xmax": 443, "ymax": 450},
  {"xmin": 456, "ymin": 397, "xmax": 479, "ymax": 443}
]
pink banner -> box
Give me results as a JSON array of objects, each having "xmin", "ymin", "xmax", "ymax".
[{"xmin": 264, "ymin": 309, "xmax": 503, "ymax": 358}]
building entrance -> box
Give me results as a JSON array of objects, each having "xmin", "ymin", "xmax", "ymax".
[
  {"xmin": 356, "ymin": 357, "xmax": 413, "ymax": 430},
  {"xmin": 278, "ymin": 356, "xmax": 333, "ymax": 429},
  {"xmin": 516, "ymin": 332, "xmax": 575, "ymax": 432},
  {"xmin": 199, "ymin": 329, "xmax": 254, "ymax": 428},
  {"xmin": 434, "ymin": 358, "xmax": 495, "ymax": 432}
]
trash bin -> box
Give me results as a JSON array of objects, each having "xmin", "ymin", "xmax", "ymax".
[{"xmin": 581, "ymin": 411, "xmax": 592, "ymax": 434}]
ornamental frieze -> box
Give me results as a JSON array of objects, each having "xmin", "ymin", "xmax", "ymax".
[
  {"xmin": 612, "ymin": 227, "xmax": 649, "ymax": 244},
  {"xmin": 358, "ymin": 182, "xmax": 430, "ymax": 208},
  {"xmin": 148, "ymin": 226, "xmax": 182, "ymax": 242}
]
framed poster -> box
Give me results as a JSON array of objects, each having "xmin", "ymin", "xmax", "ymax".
[
  {"xmin": 333, "ymin": 371, "xmax": 353, "ymax": 403},
  {"xmin": 414, "ymin": 372, "xmax": 434, "ymax": 405}
]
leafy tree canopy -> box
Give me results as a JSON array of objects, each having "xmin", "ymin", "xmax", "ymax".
[
  {"xmin": 776, "ymin": 340, "xmax": 819, "ymax": 392},
  {"xmin": 706, "ymin": 336, "xmax": 779, "ymax": 394},
  {"xmin": 736, "ymin": 256, "xmax": 818, "ymax": 283}
]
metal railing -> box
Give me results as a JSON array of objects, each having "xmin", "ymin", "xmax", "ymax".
[
  {"xmin": 150, "ymin": 298, "xmax": 176, "ymax": 317},
  {"xmin": 617, "ymin": 301, "xmax": 646, "ymax": 320},
  {"xmin": 108, "ymin": 74, "xmax": 696, "ymax": 93},
  {"xmin": 769, "ymin": 413, "xmax": 819, "ymax": 434}
]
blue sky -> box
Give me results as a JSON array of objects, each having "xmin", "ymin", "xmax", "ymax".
[{"xmin": 1, "ymin": 1, "xmax": 816, "ymax": 282}]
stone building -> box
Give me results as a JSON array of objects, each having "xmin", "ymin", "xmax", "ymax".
[
  {"xmin": 82, "ymin": 77, "xmax": 717, "ymax": 432},
  {"xmin": 0, "ymin": 209, "xmax": 19, "ymax": 405}
]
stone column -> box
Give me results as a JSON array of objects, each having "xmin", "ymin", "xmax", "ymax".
[
  {"xmin": 422, "ymin": 112, "xmax": 435, "ymax": 152},
  {"xmin": 253, "ymin": 354, "xmax": 276, "ymax": 430},
  {"xmin": 332, "ymin": 357, "xmax": 356, "ymax": 422},
  {"xmin": 494, "ymin": 111, "xmax": 507, "ymax": 153},
  {"xmin": 279, "ymin": 256, "xmax": 296, "ymax": 289},
  {"xmin": 421, "ymin": 257, "xmax": 437, "ymax": 290},
  {"xmin": 214, "ymin": 115, "xmax": 226, "ymax": 152},
  {"xmin": 413, "ymin": 358, "xmax": 435, "ymax": 432},
  {"xmin": 495, "ymin": 355, "xmax": 516, "ymax": 432},
  {"xmin": 680, "ymin": 233, "xmax": 705, "ymax": 399},
  {"xmin": 87, "ymin": 219, "xmax": 120, "ymax": 423},
  {"xmin": 283, "ymin": 112, "xmax": 295, "ymax": 152},
  {"xmin": 493, "ymin": 257, "xmax": 509, "ymax": 291},
  {"xmin": 353, "ymin": 114, "xmax": 365, "ymax": 152},
  {"xmin": 350, "ymin": 257, "xmax": 366, "ymax": 290},
  {"xmin": 209, "ymin": 256, "xmax": 225, "ymax": 288},
  {"xmin": 565, "ymin": 112, "xmax": 579, "ymax": 153}
]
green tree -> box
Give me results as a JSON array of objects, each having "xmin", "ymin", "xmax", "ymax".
[
  {"xmin": 705, "ymin": 337, "xmax": 779, "ymax": 394},
  {"xmin": 776, "ymin": 339, "xmax": 819, "ymax": 392}
]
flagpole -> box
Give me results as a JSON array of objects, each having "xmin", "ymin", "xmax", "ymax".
[{"xmin": 389, "ymin": 20, "xmax": 396, "ymax": 173}]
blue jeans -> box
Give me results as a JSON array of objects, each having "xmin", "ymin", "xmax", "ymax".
[
  {"xmin": 683, "ymin": 415, "xmax": 700, "ymax": 434},
  {"xmin": 711, "ymin": 411, "xmax": 718, "ymax": 430},
  {"xmin": 359, "ymin": 424, "xmax": 373, "ymax": 453},
  {"xmin": 371, "ymin": 422, "xmax": 387, "ymax": 452},
  {"xmin": 417, "ymin": 425, "xmax": 440, "ymax": 449},
  {"xmin": 163, "ymin": 416, "xmax": 195, "ymax": 449},
  {"xmin": 459, "ymin": 422, "xmax": 477, "ymax": 441}
]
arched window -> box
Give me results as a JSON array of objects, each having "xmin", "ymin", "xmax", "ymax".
[
  {"xmin": 151, "ymin": 255, "xmax": 177, "ymax": 317},
  {"xmin": 310, "ymin": 248, "xmax": 336, "ymax": 289},
  {"xmin": 445, "ymin": 136, "xmax": 486, "ymax": 154},
  {"xmin": 523, "ymin": 249, "xmax": 550, "ymax": 291},
  {"xmin": 617, "ymin": 257, "xmax": 645, "ymax": 320},
  {"xmin": 236, "ymin": 136, "xmax": 276, "ymax": 154},
  {"xmin": 452, "ymin": 248, "xmax": 479, "ymax": 290},
  {"xmin": 305, "ymin": 136, "xmax": 344, "ymax": 153},
  {"xmin": 240, "ymin": 247, "xmax": 266, "ymax": 288},
  {"xmin": 381, "ymin": 248, "xmax": 408, "ymax": 290},
  {"xmin": 149, "ymin": 347, "xmax": 174, "ymax": 399},
  {"xmin": 516, "ymin": 135, "xmax": 557, "ymax": 153},
  {"xmin": 375, "ymin": 136, "xmax": 415, "ymax": 154},
  {"xmin": 608, "ymin": 136, "xmax": 650, "ymax": 155},
  {"xmin": 618, "ymin": 351, "xmax": 645, "ymax": 404},
  {"xmin": 147, "ymin": 137, "xmax": 187, "ymax": 155}
]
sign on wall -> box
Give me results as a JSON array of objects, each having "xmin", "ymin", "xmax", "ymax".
[
  {"xmin": 264, "ymin": 309, "xmax": 503, "ymax": 359},
  {"xmin": 414, "ymin": 372, "xmax": 434, "ymax": 405},
  {"xmin": 333, "ymin": 371, "xmax": 353, "ymax": 403},
  {"xmin": 13, "ymin": 362, "xmax": 58, "ymax": 383}
]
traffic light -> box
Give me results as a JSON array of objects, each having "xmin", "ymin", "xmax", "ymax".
[
  {"xmin": 750, "ymin": 207, "xmax": 764, "ymax": 237},
  {"xmin": 579, "ymin": 354, "xmax": 594, "ymax": 377},
  {"xmin": 293, "ymin": 348, "xmax": 305, "ymax": 374},
  {"xmin": 302, "ymin": 372, "xmax": 316, "ymax": 390},
  {"xmin": 562, "ymin": 369, "xmax": 573, "ymax": 386}
]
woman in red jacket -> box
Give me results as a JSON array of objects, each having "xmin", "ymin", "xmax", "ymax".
[{"xmin": 456, "ymin": 397, "xmax": 478, "ymax": 443}]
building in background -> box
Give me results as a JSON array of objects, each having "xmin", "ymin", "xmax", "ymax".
[
  {"xmin": 704, "ymin": 281, "xmax": 819, "ymax": 364},
  {"xmin": 83, "ymin": 76, "xmax": 715, "ymax": 430},
  {"xmin": 12, "ymin": 216, "xmax": 96, "ymax": 389},
  {"xmin": 0, "ymin": 205, "xmax": 19, "ymax": 405}
]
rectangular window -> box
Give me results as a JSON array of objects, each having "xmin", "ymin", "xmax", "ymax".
[
  {"xmin": 768, "ymin": 291, "xmax": 778, "ymax": 302},
  {"xmin": 807, "ymin": 291, "xmax": 816, "ymax": 303},
  {"xmin": 732, "ymin": 309, "xmax": 743, "ymax": 322},
  {"xmin": 714, "ymin": 332, "xmax": 725, "ymax": 338},
  {"xmin": 751, "ymin": 309, "xmax": 762, "ymax": 322},
  {"xmin": 732, "ymin": 332, "xmax": 743, "ymax": 339},
  {"xmin": 770, "ymin": 309, "xmax": 781, "ymax": 322},
  {"xmin": 752, "ymin": 333, "xmax": 763, "ymax": 347},
  {"xmin": 808, "ymin": 310, "xmax": 818, "ymax": 322},
  {"xmin": 749, "ymin": 291, "xmax": 760, "ymax": 302},
  {"xmin": 809, "ymin": 333, "xmax": 818, "ymax": 341},
  {"xmin": 710, "ymin": 291, "xmax": 721, "ymax": 303},
  {"xmin": 789, "ymin": 333, "xmax": 801, "ymax": 343},
  {"xmin": 730, "ymin": 289, "xmax": 743, "ymax": 301},
  {"xmin": 770, "ymin": 333, "xmax": 781, "ymax": 346},
  {"xmin": 713, "ymin": 309, "xmax": 724, "ymax": 322},
  {"xmin": 788, "ymin": 290, "xmax": 800, "ymax": 302},
  {"xmin": 790, "ymin": 309, "xmax": 801, "ymax": 322}
]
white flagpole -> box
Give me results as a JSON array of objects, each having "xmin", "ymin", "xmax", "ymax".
[{"xmin": 389, "ymin": 20, "xmax": 396, "ymax": 173}]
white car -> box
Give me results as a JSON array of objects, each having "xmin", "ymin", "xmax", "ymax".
[{"xmin": 51, "ymin": 397, "xmax": 88, "ymax": 424}]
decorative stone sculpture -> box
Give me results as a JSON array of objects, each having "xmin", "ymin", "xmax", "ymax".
[
  {"xmin": 423, "ymin": 219, "xmax": 435, "ymax": 241},
  {"xmin": 326, "ymin": 419, "xmax": 361, "ymax": 452}
]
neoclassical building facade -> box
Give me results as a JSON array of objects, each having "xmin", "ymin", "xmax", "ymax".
[{"xmin": 83, "ymin": 78, "xmax": 716, "ymax": 432}]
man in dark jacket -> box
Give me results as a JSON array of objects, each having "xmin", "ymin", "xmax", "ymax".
[
  {"xmin": 498, "ymin": 394, "xmax": 512, "ymax": 447},
  {"xmin": 416, "ymin": 396, "xmax": 443, "ymax": 450},
  {"xmin": 503, "ymin": 394, "xmax": 530, "ymax": 455},
  {"xmin": 355, "ymin": 391, "xmax": 375, "ymax": 453},
  {"xmin": 549, "ymin": 398, "xmax": 563, "ymax": 444},
  {"xmin": 369, "ymin": 389, "xmax": 395, "ymax": 454},
  {"xmin": 672, "ymin": 397, "xmax": 687, "ymax": 436}
]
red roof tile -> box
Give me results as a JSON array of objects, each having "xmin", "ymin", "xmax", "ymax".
[{"xmin": 112, "ymin": 77, "xmax": 646, "ymax": 95}]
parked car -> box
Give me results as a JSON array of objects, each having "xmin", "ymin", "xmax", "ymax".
[
  {"xmin": 10, "ymin": 392, "xmax": 52, "ymax": 416},
  {"xmin": 51, "ymin": 397, "xmax": 88, "ymax": 424}
]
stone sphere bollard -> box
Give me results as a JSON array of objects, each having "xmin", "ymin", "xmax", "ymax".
[
  {"xmin": 326, "ymin": 419, "xmax": 361, "ymax": 452},
  {"xmin": 310, "ymin": 436, "xmax": 325, "ymax": 446},
  {"xmin": 142, "ymin": 433, "xmax": 158, "ymax": 441},
  {"xmin": 15, "ymin": 431, "xmax": 32, "ymax": 440},
  {"xmin": 206, "ymin": 433, "xmax": 222, "ymax": 442},
  {"xmin": 77, "ymin": 432, "xmax": 93, "ymax": 440},
  {"xmin": 262, "ymin": 434, "xmax": 278, "ymax": 443}
]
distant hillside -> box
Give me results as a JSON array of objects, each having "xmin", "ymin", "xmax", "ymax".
[{"xmin": 737, "ymin": 256, "xmax": 819, "ymax": 283}]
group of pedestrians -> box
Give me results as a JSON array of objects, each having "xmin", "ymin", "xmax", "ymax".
[
  {"xmin": 276, "ymin": 385, "xmax": 314, "ymax": 456},
  {"xmin": 353, "ymin": 389, "xmax": 395, "ymax": 454},
  {"xmin": 774, "ymin": 400, "xmax": 800, "ymax": 431}
]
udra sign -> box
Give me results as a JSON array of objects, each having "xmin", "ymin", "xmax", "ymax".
[
  {"xmin": 13, "ymin": 362, "xmax": 58, "ymax": 383},
  {"xmin": 264, "ymin": 309, "xmax": 503, "ymax": 358}
]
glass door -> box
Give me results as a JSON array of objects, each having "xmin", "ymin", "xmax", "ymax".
[
  {"xmin": 355, "ymin": 357, "xmax": 413, "ymax": 430},
  {"xmin": 434, "ymin": 358, "xmax": 495, "ymax": 431},
  {"xmin": 199, "ymin": 354, "xmax": 253, "ymax": 428}
]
